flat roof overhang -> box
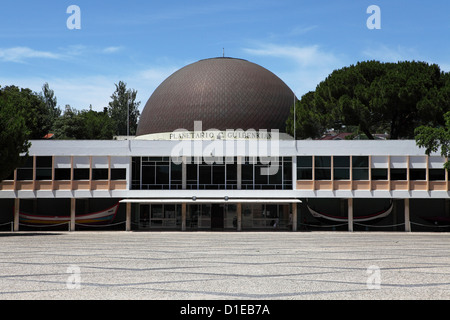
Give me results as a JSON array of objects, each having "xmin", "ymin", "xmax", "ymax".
[{"xmin": 119, "ymin": 198, "xmax": 302, "ymax": 204}]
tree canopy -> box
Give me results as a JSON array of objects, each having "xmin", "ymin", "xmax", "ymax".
[
  {"xmin": 287, "ymin": 60, "xmax": 450, "ymax": 140},
  {"xmin": 108, "ymin": 81, "xmax": 140, "ymax": 136},
  {"xmin": 415, "ymin": 111, "xmax": 450, "ymax": 170}
]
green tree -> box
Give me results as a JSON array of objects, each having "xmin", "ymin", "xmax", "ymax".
[
  {"xmin": 0, "ymin": 86, "xmax": 31, "ymax": 181},
  {"xmin": 415, "ymin": 111, "xmax": 450, "ymax": 170},
  {"xmin": 53, "ymin": 105, "xmax": 115, "ymax": 140},
  {"xmin": 108, "ymin": 81, "xmax": 140, "ymax": 136},
  {"xmin": 40, "ymin": 82, "xmax": 61, "ymax": 132},
  {"xmin": 287, "ymin": 61, "xmax": 449, "ymax": 139}
]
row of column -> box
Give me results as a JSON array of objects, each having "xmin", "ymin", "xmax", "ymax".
[
  {"xmin": 12, "ymin": 198, "xmax": 411, "ymax": 232},
  {"xmin": 347, "ymin": 198, "xmax": 411, "ymax": 232}
]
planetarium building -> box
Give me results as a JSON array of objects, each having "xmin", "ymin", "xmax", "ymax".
[{"xmin": 1, "ymin": 57, "xmax": 449, "ymax": 232}]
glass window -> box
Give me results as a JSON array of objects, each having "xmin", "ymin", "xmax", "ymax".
[
  {"xmin": 315, "ymin": 156, "xmax": 331, "ymax": 180},
  {"xmin": 429, "ymin": 169, "xmax": 445, "ymax": 181},
  {"xmin": 334, "ymin": 156, "xmax": 349, "ymax": 180},
  {"xmin": 35, "ymin": 156, "xmax": 52, "ymax": 180},
  {"xmin": 352, "ymin": 156, "xmax": 369, "ymax": 180},
  {"xmin": 17, "ymin": 157, "xmax": 33, "ymax": 181},
  {"xmin": 371, "ymin": 168, "xmax": 388, "ymax": 180},
  {"xmin": 55, "ymin": 168, "xmax": 71, "ymax": 180},
  {"xmin": 73, "ymin": 168, "xmax": 89, "ymax": 180},
  {"xmin": 409, "ymin": 168, "xmax": 426, "ymax": 181},
  {"xmin": 391, "ymin": 168, "xmax": 407, "ymax": 180},
  {"xmin": 111, "ymin": 168, "xmax": 126, "ymax": 180},
  {"xmin": 92, "ymin": 168, "xmax": 108, "ymax": 180},
  {"xmin": 296, "ymin": 156, "xmax": 312, "ymax": 180}
]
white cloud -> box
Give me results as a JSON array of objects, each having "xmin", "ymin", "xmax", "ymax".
[
  {"xmin": 0, "ymin": 47, "xmax": 61, "ymax": 63},
  {"xmin": 362, "ymin": 44, "xmax": 421, "ymax": 63},
  {"xmin": 243, "ymin": 43, "xmax": 344, "ymax": 98}
]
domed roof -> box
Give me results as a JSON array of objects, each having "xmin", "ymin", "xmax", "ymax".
[{"xmin": 136, "ymin": 57, "xmax": 295, "ymax": 136}]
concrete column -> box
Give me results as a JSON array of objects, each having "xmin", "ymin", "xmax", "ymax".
[
  {"xmin": 292, "ymin": 202, "xmax": 297, "ymax": 231},
  {"xmin": 14, "ymin": 198, "xmax": 20, "ymax": 232},
  {"xmin": 181, "ymin": 203, "xmax": 186, "ymax": 231},
  {"xmin": 348, "ymin": 198, "xmax": 353, "ymax": 232},
  {"xmin": 237, "ymin": 156, "xmax": 242, "ymax": 190},
  {"xmin": 126, "ymin": 202, "xmax": 131, "ymax": 231},
  {"xmin": 237, "ymin": 203, "xmax": 242, "ymax": 231},
  {"xmin": 404, "ymin": 198, "xmax": 411, "ymax": 232},
  {"xmin": 70, "ymin": 198, "xmax": 76, "ymax": 231}
]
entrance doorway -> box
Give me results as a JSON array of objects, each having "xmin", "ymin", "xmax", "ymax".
[{"xmin": 211, "ymin": 204, "xmax": 224, "ymax": 230}]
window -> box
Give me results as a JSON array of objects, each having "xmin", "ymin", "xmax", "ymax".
[
  {"xmin": 170, "ymin": 163, "xmax": 182, "ymax": 189},
  {"xmin": 241, "ymin": 157, "xmax": 255, "ymax": 189},
  {"xmin": 73, "ymin": 168, "xmax": 89, "ymax": 180},
  {"xmin": 371, "ymin": 168, "xmax": 388, "ymax": 180},
  {"xmin": 35, "ymin": 156, "xmax": 52, "ymax": 180},
  {"xmin": 315, "ymin": 156, "xmax": 331, "ymax": 180},
  {"xmin": 111, "ymin": 168, "xmax": 126, "ymax": 180},
  {"xmin": 352, "ymin": 156, "xmax": 369, "ymax": 180},
  {"xmin": 429, "ymin": 169, "xmax": 445, "ymax": 181},
  {"xmin": 409, "ymin": 168, "xmax": 426, "ymax": 181},
  {"xmin": 92, "ymin": 168, "xmax": 108, "ymax": 180},
  {"xmin": 55, "ymin": 168, "xmax": 71, "ymax": 180},
  {"xmin": 390, "ymin": 168, "xmax": 407, "ymax": 180},
  {"xmin": 333, "ymin": 156, "xmax": 350, "ymax": 180},
  {"xmin": 141, "ymin": 157, "xmax": 170, "ymax": 189},
  {"xmin": 297, "ymin": 156, "xmax": 312, "ymax": 180},
  {"xmin": 17, "ymin": 157, "xmax": 33, "ymax": 181}
]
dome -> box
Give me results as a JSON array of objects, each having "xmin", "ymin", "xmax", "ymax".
[{"xmin": 136, "ymin": 57, "xmax": 295, "ymax": 136}]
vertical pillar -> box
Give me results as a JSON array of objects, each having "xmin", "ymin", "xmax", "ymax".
[
  {"xmin": 348, "ymin": 198, "xmax": 353, "ymax": 232},
  {"xmin": 181, "ymin": 203, "xmax": 186, "ymax": 231},
  {"xmin": 237, "ymin": 203, "xmax": 242, "ymax": 231},
  {"xmin": 126, "ymin": 202, "xmax": 131, "ymax": 231},
  {"xmin": 237, "ymin": 156, "xmax": 242, "ymax": 190},
  {"xmin": 292, "ymin": 202, "xmax": 297, "ymax": 232},
  {"xmin": 70, "ymin": 198, "xmax": 76, "ymax": 231},
  {"xmin": 404, "ymin": 198, "xmax": 411, "ymax": 232},
  {"xmin": 14, "ymin": 198, "xmax": 20, "ymax": 232}
]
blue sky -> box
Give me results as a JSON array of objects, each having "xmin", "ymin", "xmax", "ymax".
[{"xmin": 0, "ymin": 0, "xmax": 449, "ymax": 112}]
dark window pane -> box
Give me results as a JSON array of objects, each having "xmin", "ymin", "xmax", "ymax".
[
  {"xmin": 334, "ymin": 156, "xmax": 350, "ymax": 167},
  {"xmin": 212, "ymin": 165, "xmax": 225, "ymax": 185},
  {"xmin": 371, "ymin": 168, "xmax": 388, "ymax": 180},
  {"xmin": 92, "ymin": 168, "xmax": 108, "ymax": 180},
  {"xmin": 74, "ymin": 168, "xmax": 89, "ymax": 180},
  {"xmin": 391, "ymin": 168, "xmax": 407, "ymax": 180},
  {"xmin": 315, "ymin": 156, "xmax": 331, "ymax": 168},
  {"xmin": 409, "ymin": 168, "xmax": 426, "ymax": 180},
  {"xmin": 36, "ymin": 156, "xmax": 52, "ymax": 168},
  {"xmin": 297, "ymin": 156, "xmax": 312, "ymax": 168},
  {"xmin": 17, "ymin": 169, "xmax": 33, "ymax": 181},
  {"xmin": 55, "ymin": 168, "xmax": 71, "ymax": 180},
  {"xmin": 352, "ymin": 156, "xmax": 368, "ymax": 168},
  {"xmin": 111, "ymin": 168, "xmax": 126, "ymax": 180},
  {"xmin": 36, "ymin": 168, "xmax": 52, "ymax": 180},
  {"xmin": 315, "ymin": 168, "xmax": 331, "ymax": 180},
  {"xmin": 352, "ymin": 168, "xmax": 369, "ymax": 180},
  {"xmin": 155, "ymin": 165, "xmax": 169, "ymax": 184},
  {"xmin": 334, "ymin": 168, "xmax": 349, "ymax": 180},
  {"xmin": 429, "ymin": 169, "xmax": 445, "ymax": 181},
  {"xmin": 297, "ymin": 168, "xmax": 312, "ymax": 180},
  {"xmin": 199, "ymin": 165, "xmax": 211, "ymax": 184},
  {"xmin": 20, "ymin": 157, "xmax": 33, "ymax": 168}
]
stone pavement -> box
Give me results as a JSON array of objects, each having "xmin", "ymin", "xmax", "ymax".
[{"xmin": 0, "ymin": 231, "xmax": 449, "ymax": 300}]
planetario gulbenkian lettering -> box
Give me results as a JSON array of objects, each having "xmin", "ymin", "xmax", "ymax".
[{"xmin": 1, "ymin": 57, "xmax": 449, "ymax": 232}]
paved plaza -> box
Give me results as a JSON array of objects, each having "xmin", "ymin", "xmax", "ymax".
[{"xmin": 0, "ymin": 231, "xmax": 449, "ymax": 300}]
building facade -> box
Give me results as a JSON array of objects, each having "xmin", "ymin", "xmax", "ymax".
[{"xmin": 1, "ymin": 57, "xmax": 449, "ymax": 232}]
